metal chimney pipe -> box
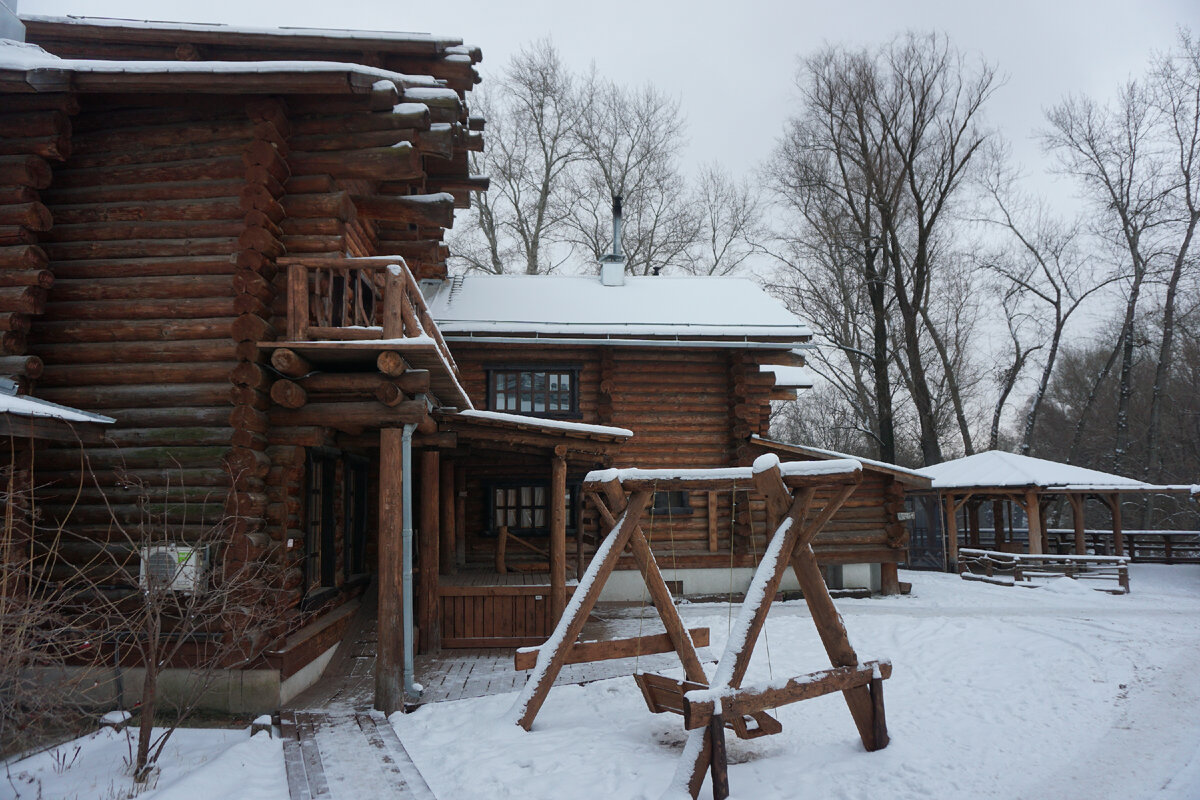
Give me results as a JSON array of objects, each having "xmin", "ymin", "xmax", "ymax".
[
  {"xmin": 0, "ymin": 0, "xmax": 25, "ymax": 42},
  {"xmin": 612, "ymin": 195, "xmax": 622, "ymax": 257}
]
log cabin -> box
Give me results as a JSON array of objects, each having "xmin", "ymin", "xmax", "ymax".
[{"xmin": 0, "ymin": 14, "xmax": 925, "ymax": 714}]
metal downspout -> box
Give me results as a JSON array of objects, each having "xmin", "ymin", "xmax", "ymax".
[{"xmin": 401, "ymin": 420, "xmax": 419, "ymax": 698}]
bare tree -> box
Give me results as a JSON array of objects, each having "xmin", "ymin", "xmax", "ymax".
[
  {"xmin": 682, "ymin": 164, "xmax": 765, "ymax": 276},
  {"xmin": 451, "ymin": 40, "xmax": 582, "ymax": 275},
  {"xmin": 70, "ymin": 469, "xmax": 286, "ymax": 782},
  {"xmin": 567, "ymin": 74, "xmax": 698, "ymax": 275}
]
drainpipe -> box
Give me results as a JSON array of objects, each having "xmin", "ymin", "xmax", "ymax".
[
  {"xmin": 401, "ymin": 392, "xmax": 430, "ymax": 699},
  {"xmin": 401, "ymin": 420, "xmax": 419, "ymax": 698}
]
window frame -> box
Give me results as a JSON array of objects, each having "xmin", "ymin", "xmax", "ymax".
[
  {"xmin": 485, "ymin": 364, "xmax": 582, "ymax": 419},
  {"xmin": 648, "ymin": 489, "xmax": 693, "ymax": 516},
  {"xmin": 486, "ymin": 480, "xmax": 579, "ymax": 537}
]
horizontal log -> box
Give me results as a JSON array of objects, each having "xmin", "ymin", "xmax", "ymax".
[
  {"xmin": 231, "ymin": 314, "xmax": 275, "ymax": 343},
  {"xmin": 40, "ymin": 298, "xmax": 235, "ymax": 322},
  {"xmin": 48, "ymin": 255, "xmax": 236, "ymax": 281},
  {"xmin": 270, "ymin": 379, "xmax": 308, "ymax": 409},
  {"xmin": 50, "ymin": 196, "xmax": 246, "ymax": 225},
  {"xmin": 288, "ymin": 145, "xmax": 422, "ymax": 181},
  {"xmin": 50, "ymin": 156, "xmax": 246, "ymax": 188},
  {"xmin": 514, "ymin": 627, "xmax": 710, "ymax": 671},
  {"xmin": 71, "ymin": 118, "xmax": 283, "ymax": 156},
  {"xmin": 351, "ymin": 193, "xmax": 454, "ymax": 228},
  {"xmin": 288, "ymin": 107, "xmax": 431, "ymax": 136},
  {"xmin": 38, "ymin": 382, "xmax": 233, "ymax": 409},
  {"xmin": 270, "ymin": 348, "xmax": 312, "ymax": 378},
  {"xmin": 49, "ymin": 274, "xmax": 234, "ymax": 302},
  {"xmin": 682, "ymin": 661, "xmax": 892, "ymax": 731},
  {"xmin": 0, "ymin": 244, "xmax": 48, "ymax": 271},
  {"xmin": 34, "ymin": 444, "xmax": 231, "ymax": 471},
  {"xmin": 41, "ymin": 178, "xmax": 247, "ymax": 206},
  {"xmin": 41, "ymin": 237, "xmax": 241, "ymax": 261},
  {"xmin": 34, "ymin": 317, "xmax": 231, "ymax": 344},
  {"xmin": 269, "ymin": 400, "xmax": 426, "ymax": 428},
  {"xmin": 31, "ymin": 339, "xmax": 236, "ymax": 365},
  {"xmin": 0, "ymin": 155, "xmax": 52, "ymax": 189},
  {"xmin": 279, "ymin": 191, "xmax": 357, "ymax": 221},
  {"xmin": 0, "ymin": 354, "xmax": 42, "ymax": 378},
  {"xmin": 0, "ymin": 285, "xmax": 46, "ymax": 315},
  {"xmin": 0, "ymin": 202, "xmax": 52, "ymax": 231},
  {"xmin": 0, "ymin": 269, "xmax": 54, "ymax": 289},
  {"xmin": 101, "ymin": 427, "xmax": 234, "ymax": 448},
  {"xmin": 42, "ymin": 219, "xmax": 245, "ymax": 244}
]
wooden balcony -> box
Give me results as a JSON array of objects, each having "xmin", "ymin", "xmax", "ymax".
[{"xmin": 265, "ymin": 256, "xmax": 469, "ymax": 408}]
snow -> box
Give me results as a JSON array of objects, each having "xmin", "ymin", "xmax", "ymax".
[
  {"xmin": 919, "ymin": 450, "xmax": 1164, "ymax": 490},
  {"xmin": 758, "ymin": 364, "xmax": 815, "ymax": 388},
  {"xmin": 0, "ymin": 39, "xmax": 444, "ymax": 89},
  {"xmin": 427, "ymin": 275, "xmax": 813, "ymax": 339},
  {"xmin": 395, "ymin": 564, "xmax": 1200, "ymax": 800},
  {"xmin": 99, "ymin": 710, "xmax": 131, "ymax": 725},
  {"xmin": 0, "ymin": 392, "xmax": 115, "ymax": 424},
  {"xmin": 584, "ymin": 459, "xmax": 862, "ymax": 485},
  {"xmin": 1, "ymin": 726, "xmax": 287, "ymax": 800},
  {"xmin": 751, "ymin": 435, "xmax": 932, "ymax": 485},
  {"xmin": 456, "ymin": 409, "xmax": 633, "ymax": 438},
  {"xmin": 21, "ymin": 14, "xmax": 462, "ymax": 47}
]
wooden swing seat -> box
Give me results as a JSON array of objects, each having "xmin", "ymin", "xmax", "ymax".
[{"xmin": 633, "ymin": 672, "xmax": 783, "ymax": 740}]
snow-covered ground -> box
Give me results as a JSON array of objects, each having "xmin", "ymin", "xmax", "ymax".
[
  {"xmin": 5, "ymin": 565, "xmax": 1199, "ymax": 799},
  {"xmin": 398, "ymin": 565, "xmax": 1200, "ymax": 800}
]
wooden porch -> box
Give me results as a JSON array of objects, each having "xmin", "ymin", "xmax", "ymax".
[{"xmin": 437, "ymin": 572, "xmax": 578, "ymax": 648}]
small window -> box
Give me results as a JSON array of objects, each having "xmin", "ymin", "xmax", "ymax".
[
  {"xmin": 304, "ymin": 451, "xmax": 338, "ymax": 595},
  {"xmin": 489, "ymin": 367, "xmax": 578, "ymax": 417},
  {"xmin": 649, "ymin": 490, "xmax": 692, "ymax": 516},
  {"xmin": 490, "ymin": 484, "xmax": 576, "ymax": 536}
]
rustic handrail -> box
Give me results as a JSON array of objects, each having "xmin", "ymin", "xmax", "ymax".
[{"xmin": 279, "ymin": 257, "xmax": 458, "ymax": 374}]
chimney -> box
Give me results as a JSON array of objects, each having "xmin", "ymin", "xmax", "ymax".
[
  {"xmin": 0, "ymin": 0, "xmax": 24, "ymax": 42},
  {"xmin": 599, "ymin": 195, "xmax": 625, "ymax": 287}
]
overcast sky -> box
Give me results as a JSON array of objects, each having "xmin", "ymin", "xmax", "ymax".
[{"xmin": 20, "ymin": 0, "xmax": 1196, "ymax": 196}]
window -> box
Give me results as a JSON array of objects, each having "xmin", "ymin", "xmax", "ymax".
[
  {"xmin": 650, "ymin": 490, "xmax": 692, "ymax": 516},
  {"xmin": 488, "ymin": 367, "xmax": 579, "ymax": 417},
  {"xmin": 490, "ymin": 484, "xmax": 577, "ymax": 536},
  {"xmin": 304, "ymin": 450, "xmax": 338, "ymax": 596}
]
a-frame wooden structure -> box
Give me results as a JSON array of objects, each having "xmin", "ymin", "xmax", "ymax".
[{"xmin": 508, "ymin": 455, "xmax": 892, "ymax": 799}]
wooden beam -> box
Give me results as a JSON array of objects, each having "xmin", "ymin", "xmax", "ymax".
[
  {"xmin": 682, "ymin": 661, "xmax": 892, "ymax": 731},
  {"xmin": 514, "ymin": 628, "xmax": 711, "ymax": 671},
  {"xmin": 944, "ymin": 493, "xmax": 959, "ymax": 568},
  {"xmin": 1068, "ymin": 494, "xmax": 1086, "ymax": 555},
  {"xmin": 418, "ymin": 449, "xmax": 439, "ymax": 653},
  {"xmin": 707, "ymin": 491, "xmax": 719, "ymax": 552},
  {"xmin": 375, "ymin": 427, "xmax": 404, "ymax": 714},
  {"xmin": 1111, "ymin": 493, "xmax": 1124, "ymax": 557},
  {"xmin": 550, "ymin": 450, "xmax": 567, "ymax": 624}
]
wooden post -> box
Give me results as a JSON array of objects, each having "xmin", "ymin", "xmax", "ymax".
[
  {"xmin": 880, "ymin": 562, "xmax": 900, "ymax": 596},
  {"xmin": 1111, "ymin": 493, "xmax": 1124, "ymax": 557},
  {"xmin": 1025, "ymin": 489, "xmax": 1043, "ymax": 555},
  {"xmin": 992, "ymin": 499, "xmax": 1005, "ymax": 549},
  {"xmin": 943, "ymin": 493, "xmax": 959, "ymax": 570},
  {"xmin": 439, "ymin": 458, "xmax": 455, "ymax": 575},
  {"xmin": 707, "ymin": 491, "xmax": 719, "ymax": 552},
  {"xmin": 870, "ymin": 675, "xmax": 889, "ymax": 749},
  {"xmin": 1068, "ymin": 494, "xmax": 1086, "ymax": 555},
  {"xmin": 707, "ymin": 715, "xmax": 730, "ymax": 800},
  {"xmin": 287, "ymin": 263, "xmax": 309, "ymax": 341},
  {"xmin": 417, "ymin": 449, "xmax": 440, "ymax": 653},
  {"xmin": 550, "ymin": 448, "xmax": 568, "ymax": 624},
  {"xmin": 382, "ymin": 266, "xmax": 404, "ymax": 339},
  {"xmin": 967, "ymin": 501, "xmax": 981, "ymax": 548},
  {"xmin": 454, "ymin": 464, "xmax": 466, "ymax": 568},
  {"xmin": 375, "ymin": 427, "xmax": 404, "ymax": 714}
]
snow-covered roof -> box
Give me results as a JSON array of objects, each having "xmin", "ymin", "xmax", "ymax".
[
  {"xmin": 0, "ymin": 38, "xmax": 443, "ymax": 89},
  {"xmin": 919, "ymin": 450, "xmax": 1171, "ymax": 491},
  {"xmin": 426, "ymin": 275, "xmax": 812, "ymax": 341},
  {"xmin": 749, "ymin": 436, "xmax": 931, "ymax": 486},
  {"xmin": 454, "ymin": 410, "xmax": 631, "ymax": 439},
  {"xmin": 0, "ymin": 392, "xmax": 114, "ymax": 425},
  {"xmin": 21, "ymin": 14, "xmax": 463, "ymax": 47}
]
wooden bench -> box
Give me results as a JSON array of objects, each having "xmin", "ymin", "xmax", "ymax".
[{"xmin": 959, "ymin": 548, "xmax": 1130, "ymax": 594}]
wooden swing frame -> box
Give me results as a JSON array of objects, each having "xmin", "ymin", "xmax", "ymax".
[{"xmin": 509, "ymin": 455, "xmax": 893, "ymax": 799}]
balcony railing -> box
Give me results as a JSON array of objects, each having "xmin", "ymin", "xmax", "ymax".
[{"xmin": 280, "ymin": 256, "xmax": 458, "ymax": 375}]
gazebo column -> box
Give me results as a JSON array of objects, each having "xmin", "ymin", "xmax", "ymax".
[
  {"xmin": 992, "ymin": 499, "xmax": 1006, "ymax": 549},
  {"xmin": 550, "ymin": 446, "xmax": 568, "ymax": 623},
  {"xmin": 943, "ymin": 492, "xmax": 959, "ymax": 570},
  {"xmin": 454, "ymin": 464, "xmax": 467, "ymax": 567},
  {"xmin": 1111, "ymin": 492, "xmax": 1124, "ymax": 557},
  {"xmin": 1025, "ymin": 489, "xmax": 1043, "ymax": 555},
  {"xmin": 1068, "ymin": 494, "xmax": 1086, "ymax": 555},
  {"xmin": 418, "ymin": 449, "xmax": 440, "ymax": 653},
  {"xmin": 967, "ymin": 501, "xmax": 981, "ymax": 548}
]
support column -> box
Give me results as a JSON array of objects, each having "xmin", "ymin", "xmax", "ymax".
[
  {"xmin": 992, "ymin": 499, "xmax": 1005, "ymax": 550},
  {"xmin": 967, "ymin": 501, "xmax": 981, "ymax": 548},
  {"xmin": 1111, "ymin": 493, "xmax": 1124, "ymax": 557},
  {"xmin": 550, "ymin": 446, "xmax": 568, "ymax": 623},
  {"xmin": 1025, "ymin": 489, "xmax": 1043, "ymax": 555},
  {"xmin": 454, "ymin": 464, "xmax": 467, "ymax": 568},
  {"xmin": 418, "ymin": 449, "xmax": 440, "ymax": 654},
  {"xmin": 439, "ymin": 457, "xmax": 455, "ymax": 575},
  {"xmin": 1068, "ymin": 494, "xmax": 1086, "ymax": 555},
  {"xmin": 375, "ymin": 427, "xmax": 404, "ymax": 714},
  {"xmin": 943, "ymin": 493, "xmax": 959, "ymax": 571}
]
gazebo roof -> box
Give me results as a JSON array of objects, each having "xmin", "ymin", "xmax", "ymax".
[{"xmin": 919, "ymin": 450, "xmax": 1197, "ymax": 494}]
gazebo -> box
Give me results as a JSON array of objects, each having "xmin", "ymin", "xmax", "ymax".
[{"xmin": 918, "ymin": 451, "xmax": 1198, "ymax": 567}]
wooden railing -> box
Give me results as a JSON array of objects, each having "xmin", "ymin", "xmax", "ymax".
[
  {"xmin": 281, "ymin": 256, "xmax": 458, "ymax": 374},
  {"xmin": 958, "ymin": 548, "xmax": 1130, "ymax": 594}
]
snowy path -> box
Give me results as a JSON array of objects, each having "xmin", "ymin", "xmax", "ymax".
[
  {"xmin": 281, "ymin": 712, "xmax": 435, "ymax": 800},
  {"xmin": 394, "ymin": 565, "xmax": 1200, "ymax": 800}
]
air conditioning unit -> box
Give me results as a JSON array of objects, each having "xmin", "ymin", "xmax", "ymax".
[{"xmin": 139, "ymin": 544, "xmax": 208, "ymax": 593}]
